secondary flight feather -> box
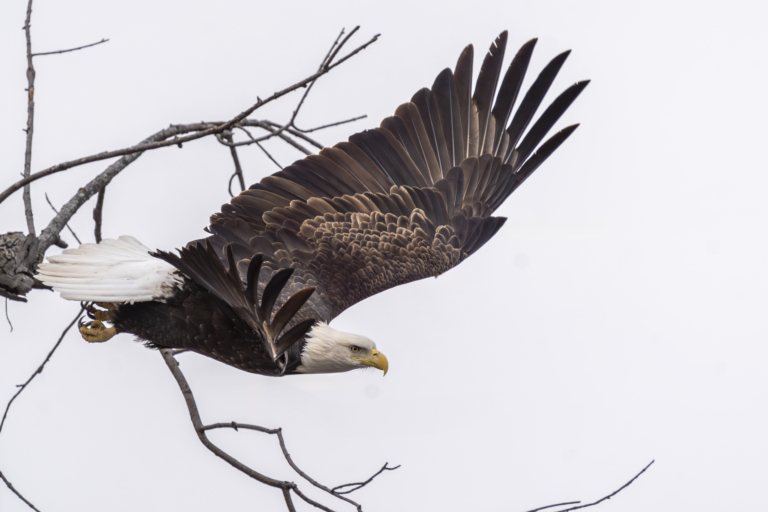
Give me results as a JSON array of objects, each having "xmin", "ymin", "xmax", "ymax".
[{"xmin": 37, "ymin": 32, "xmax": 589, "ymax": 377}]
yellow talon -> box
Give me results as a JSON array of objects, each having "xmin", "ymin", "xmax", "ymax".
[{"xmin": 79, "ymin": 319, "xmax": 117, "ymax": 343}]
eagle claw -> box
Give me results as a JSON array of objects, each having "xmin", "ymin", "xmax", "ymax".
[{"xmin": 78, "ymin": 319, "xmax": 117, "ymax": 343}]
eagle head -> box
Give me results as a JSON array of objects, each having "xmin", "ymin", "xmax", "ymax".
[{"xmin": 294, "ymin": 322, "xmax": 388, "ymax": 376}]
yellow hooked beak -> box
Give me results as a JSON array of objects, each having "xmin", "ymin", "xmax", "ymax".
[{"xmin": 353, "ymin": 349, "xmax": 389, "ymax": 376}]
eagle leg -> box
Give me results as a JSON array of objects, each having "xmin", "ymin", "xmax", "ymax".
[{"xmin": 78, "ymin": 319, "xmax": 118, "ymax": 343}]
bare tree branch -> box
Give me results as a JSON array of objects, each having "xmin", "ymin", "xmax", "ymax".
[
  {"xmin": 32, "ymin": 38, "xmax": 109, "ymax": 57},
  {"xmin": 524, "ymin": 501, "xmax": 581, "ymax": 512},
  {"xmin": 2, "ymin": 25, "xmax": 375, "ymax": 300},
  {"xmin": 0, "ymin": 31, "xmax": 379, "ymax": 207},
  {"xmin": 1, "ymin": 27, "xmax": 379, "ymax": 302},
  {"xmin": 319, "ymin": 28, "xmax": 346, "ymax": 72},
  {"xmin": 0, "ymin": 307, "xmax": 82, "ymax": 435},
  {"xmin": 222, "ymin": 120, "xmax": 312, "ymax": 153},
  {"xmin": 234, "ymin": 126, "xmax": 283, "ymax": 168},
  {"xmin": 159, "ymin": 350, "xmax": 296, "ymax": 491},
  {"xmin": 294, "ymin": 115, "xmax": 367, "ymax": 134},
  {"xmin": 22, "ymin": 0, "xmax": 36, "ymax": 235},
  {"xmin": 0, "ymin": 307, "xmax": 80, "ymax": 511},
  {"xmin": 219, "ymin": 132, "xmax": 245, "ymax": 196},
  {"xmin": 325, "ymin": 27, "xmax": 361, "ymax": 74},
  {"xmin": 93, "ymin": 186, "xmax": 105, "ymax": 243},
  {"xmin": 256, "ymin": 141, "xmax": 282, "ymax": 169},
  {"xmin": 331, "ymin": 463, "xmax": 400, "ymax": 495},
  {"xmin": 0, "ymin": 471, "xmax": 41, "ymax": 512},
  {"xmin": 282, "ymin": 126, "xmax": 324, "ymax": 149},
  {"xmin": 291, "ymin": 486, "xmax": 337, "ymax": 512},
  {"xmin": 260, "ymin": 119, "xmax": 368, "ymax": 150},
  {"xmin": 555, "ymin": 460, "xmax": 655, "ymax": 512},
  {"xmin": 216, "ymin": 29, "xmax": 377, "ymax": 154},
  {"xmin": 202, "ymin": 421, "xmax": 397, "ymax": 510},
  {"xmin": 165, "ymin": 349, "xmax": 402, "ymax": 512},
  {"xmin": 4, "ymin": 298, "xmax": 11, "ymax": 331},
  {"xmin": 45, "ymin": 193, "xmax": 81, "ymax": 245}
]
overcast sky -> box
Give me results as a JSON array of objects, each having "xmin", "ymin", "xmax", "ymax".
[{"xmin": 1, "ymin": 0, "xmax": 767, "ymax": 511}]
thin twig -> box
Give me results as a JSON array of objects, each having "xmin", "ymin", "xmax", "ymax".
[
  {"xmin": 45, "ymin": 193, "xmax": 81, "ymax": 244},
  {"xmin": 291, "ymin": 486, "xmax": 336, "ymax": 512},
  {"xmin": 524, "ymin": 501, "xmax": 581, "ymax": 512},
  {"xmin": 259, "ymin": 121, "xmax": 324, "ymax": 150},
  {"xmin": 0, "ymin": 307, "xmax": 82, "ymax": 435},
  {"xmin": 556, "ymin": 460, "xmax": 655, "ymax": 512},
  {"xmin": 0, "ymin": 32, "xmax": 379, "ymax": 207},
  {"xmin": 35, "ymin": 123, "xmax": 210, "ymax": 259},
  {"xmin": 22, "ymin": 0, "xmax": 36, "ymax": 235},
  {"xmin": 326, "ymin": 32, "xmax": 379, "ymax": 72},
  {"xmin": 203, "ymin": 421, "xmax": 396, "ymax": 511},
  {"xmin": 325, "ymin": 27, "xmax": 361, "ymax": 73},
  {"xmin": 206, "ymin": 419, "xmax": 365, "ymax": 511},
  {"xmin": 32, "ymin": 37, "xmax": 109, "ymax": 56},
  {"xmin": 93, "ymin": 186, "xmax": 105, "ymax": 243},
  {"xmin": 295, "ymin": 115, "xmax": 367, "ymax": 134},
  {"xmin": 222, "ymin": 120, "xmax": 312, "ymax": 153},
  {"xmin": 332, "ymin": 463, "xmax": 400, "ymax": 494},
  {"xmin": 226, "ymin": 28, "xmax": 378, "ymax": 154},
  {"xmin": 256, "ymin": 142, "xmax": 282, "ymax": 169},
  {"xmin": 219, "ymin": 132, "xmax": 246, "ymax": 196},
  {"xmin": 237, "ymin": 119, "xmax": 294, "ymax": 159},
  {"xmin": 4, "ymin": 298, "xmax": 11, "ymax": 332},
  {"xmin": 284, "ymin": 127, "xmax": 324, "ymax": 149},
  {"xmin": 159, "ymin": 349, "xmax": 290, "ymax": 489},
  {"xmin": 319, "ymin": 29, "xmax": 345, "ymax": 71},
  {"xmin": 261, "ymin": 119, "xmax": 369, "ymax": 150},
  {"xmin": 235, "ymin": 126, "xmax": 285, "ymax": 166},
  {"xmin": 0, "ymin": 470, "xmax": 41, "ymax": 512}
]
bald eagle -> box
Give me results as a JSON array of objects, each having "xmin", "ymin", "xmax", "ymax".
[{"xmin": 37, "ymin": 32, "xmax": 588, "ymax": 377}]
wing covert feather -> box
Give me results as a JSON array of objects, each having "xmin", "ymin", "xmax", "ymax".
[{"xmin": 164, "ymin": 32, "xmax": 587, "ymax": 328}]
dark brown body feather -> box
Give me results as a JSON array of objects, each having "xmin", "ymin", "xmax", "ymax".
[
  {"xmin": 119, "ymin": 32, "xmax": 588, "ymax": 375},
  {"xmin": 110, "ymin": 281, "xmax": 307, "ymax": 375}
]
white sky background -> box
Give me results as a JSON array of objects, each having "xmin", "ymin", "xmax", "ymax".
[{"xmin": 1, "ymin": 0, "xmax": 767, "ymax": 510}]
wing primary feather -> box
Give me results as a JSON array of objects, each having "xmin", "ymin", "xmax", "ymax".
[
  {"xmin": 504, "ymin": 49, "xmax": 571, "ymax": 161},
  {"xmin": 274, "ymin": 319, "xmax": 317, "ymax": 358},
  {"xmin": 412, "ymin": 88, "xmax": 451, "ymax": 178},
  {"xmin": 395, "ymin": 102, "xmax": 441, "ymax": 184},
  {"xmin": 514, "ymin": 80, "xmax": 589, "ymax": 167},
  {"xmin": 473, "ymin": 31, "xmax": 508, "ymax": 157},
  {"xmin": 510, "ymin": 124, "xmax": 580, "ymax": 195},
  {"xmin": 454, "ymin": 44, "xmax": 474, "ymax": 159},
  {"xmin": 223, "ymin": 243, "xmax": 241, "ymax": 286},
  {"xmin": 491, "ymin": 38, "xmax": 537, "ymax": 155},
  {"xmin": 260, "ymin": 268, "xmax": 295, "ymax": 322},
  {"xmin": 432, "ymin": 69, "xmax": 464, "ymax": 167},
  {"xmin": 245, "ymin": 254, "xmax": 264, "ymax": 304},
  {"xmin": 271, "ymin": 287, "xmax": 317, "ymax": 341}
]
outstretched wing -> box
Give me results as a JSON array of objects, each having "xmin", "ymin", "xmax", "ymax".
[{"xmin": 162, "ymin": 32, "xmax": 588, "ymax": 355}]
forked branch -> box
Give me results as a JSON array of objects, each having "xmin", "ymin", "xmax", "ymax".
[
  {"xmin": 0, "ymin": 30, "xmax": 379, "ymax": 207},
  {"xmin": 0, "ymin": 307, "xmax": 83, "ymax": 511},
  {"xmin": 522, "ymin": 460, "xmax": 655, "ymax": 512},
  {"xmin": 1, "ymin": 26, "xmax": 377, "ymax": 302},
  {"xmin": 162, "ymin": 349, "xmax": 397, "ymax": 512}
]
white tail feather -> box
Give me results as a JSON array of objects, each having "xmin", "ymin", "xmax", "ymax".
[{"xmin": 36, "ymin": 236, "xmax": 183, "ymax": 303}]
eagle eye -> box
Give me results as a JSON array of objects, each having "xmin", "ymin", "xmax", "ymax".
[{"xmin": 350, "ymin": 345, "xmax": 360, "ymax": 353}]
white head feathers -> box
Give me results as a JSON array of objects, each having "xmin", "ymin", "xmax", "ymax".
[{"xmin": 295, "ymin": 322, "xmax": 380, "ymax": 374}]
